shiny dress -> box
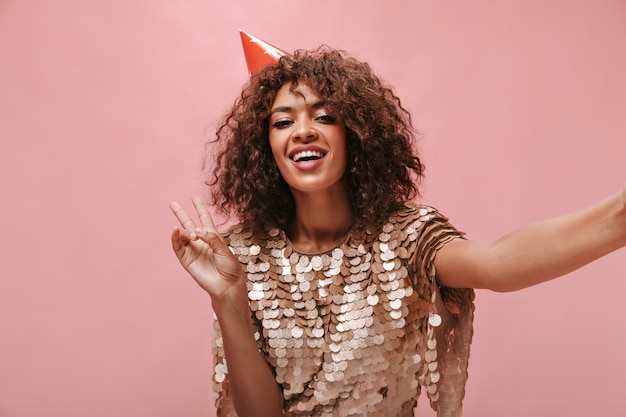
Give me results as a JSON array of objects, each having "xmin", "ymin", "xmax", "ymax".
[{"xmin": 212, "ymin": 202, "xmax": 475, "ymax": 417}]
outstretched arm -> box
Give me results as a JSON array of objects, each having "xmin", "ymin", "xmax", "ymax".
[
  {"xmin": 170, "ymin": 196, "xmax": 284, "ymax": 417},
  {"xmin": 434, "ymin": 186, "xmax": 626, "ymax": 292}
]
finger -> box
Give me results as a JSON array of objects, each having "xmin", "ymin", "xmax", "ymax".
[
  {"xmin": 171, "ymin": 226, "xmax": 201, "ymax": 252},
  {"xmin": 196, "ymin": 230, "xmax": 230, "ymax": 256},
  {"xmin": 171, "ymin": 226, "xmax": 185, "ymax": 254},
  {"xmin": 169, "ymin": 201, "xmax": 197, "ymax": 230},
  {"xmin": 192, "ymin": 195, "xmax": 218, "ymax": 233}
]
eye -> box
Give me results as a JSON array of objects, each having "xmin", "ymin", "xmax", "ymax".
[
  {"xmin": 272, "ymin": 119, "xmax": 293, "ymax": 129},
  {"xmin": 315, "ymin": 114, "xmax": 336, "ymax": 124}
]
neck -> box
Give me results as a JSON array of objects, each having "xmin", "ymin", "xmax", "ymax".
[{"xmin": 287, "ymin": 187, "xmax": 354, "ymax": 254}]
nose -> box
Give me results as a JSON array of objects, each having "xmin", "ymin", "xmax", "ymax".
[{"xmin": 292, "ymin": 117, "xmax": 318, "ymax": 141}]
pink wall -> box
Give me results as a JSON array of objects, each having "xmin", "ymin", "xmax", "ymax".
[{"xmin": 1, "ymin": 1, "xmax": 624, "ymax": 416}]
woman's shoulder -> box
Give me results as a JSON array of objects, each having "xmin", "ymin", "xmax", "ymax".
[
  {"xmin": 388, "ymin": 201, "xmax": 451, "ymax": 227},
  {"xmin": 383, "ymin": 201, "xmax": 463, "ymax": 254}
]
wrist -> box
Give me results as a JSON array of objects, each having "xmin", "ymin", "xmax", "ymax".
[
  {"xmin": 210, "ymin": 281, "xmax": 251, "ymax": 322},
  {"xmin": 600, "ymin": 188, "xmax": 626, "ymax": 249},
  {"xmin": 616, "ymin": 187, "xmax": 626, "ymax": 246}
]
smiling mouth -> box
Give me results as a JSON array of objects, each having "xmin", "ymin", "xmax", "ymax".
[{"xmin": 291, "ymin": 150, "xmax": 326, "ymax": 162}]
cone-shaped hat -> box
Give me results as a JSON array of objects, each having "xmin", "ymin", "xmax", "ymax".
[{"xmin": 239, "ymin": 30, "xmax": 289, "ymax": 74}]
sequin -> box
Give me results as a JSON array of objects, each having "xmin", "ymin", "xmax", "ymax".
[
  {"xmin": 213, "ymin": 202, "xmax": 475, "ymax": 417},
  {"xmin": 429, "ymin": 313, "xmax": 442, "ymax": 327},
  {"xmin": 383, "ymin": 261, "xmax": 395, "ymax": 271}
]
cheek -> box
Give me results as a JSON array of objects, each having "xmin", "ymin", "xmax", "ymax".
[
  {"xmin": 332, "ymin": 129, "xmax": 348, "ymax": 166},
  {"xmin": 268, "ymin": 139, "xmax": 288, "ymax": 177},
  {"xmin": 268, "ymin": 136, "xmax": 280, "ymax": 160}
]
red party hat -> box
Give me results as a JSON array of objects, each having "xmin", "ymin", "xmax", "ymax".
[{"xmin": 239, "ymin": 30, "xmax": 289, "ymax": 74}]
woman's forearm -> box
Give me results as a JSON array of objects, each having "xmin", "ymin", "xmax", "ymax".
[
  {"xmin": 213, "ymin": 291, "xmax": 284, "ymax": 417},
  {"xmin": 487, "ymin": 188, "xmax": 625, "ymax": 291},
  {"xmin": 436, "ymin": 186, "xmax": 626, "ymax": 291}
]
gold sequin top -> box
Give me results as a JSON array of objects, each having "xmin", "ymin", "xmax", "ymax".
[{"xmin": 212, "ymin": 202, "xmax": 475, "ymax": 417}]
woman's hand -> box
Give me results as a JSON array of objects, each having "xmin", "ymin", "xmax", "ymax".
[
  {"xmin": 170, "ymin": 198, "xmax": 284, "ymax": 416},
  {"xmin": 169, "ymin": 196, "xmax": 245, "ymax": 301}
]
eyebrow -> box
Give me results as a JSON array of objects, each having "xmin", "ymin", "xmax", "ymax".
[{"xmin": 270, "ymin": 101, "xmax": 326, "ymax": 115}]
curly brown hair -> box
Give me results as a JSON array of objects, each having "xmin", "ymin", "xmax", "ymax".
[{"xmin": 207, "ymin": 46, "xmax": 425, "ymax": 235}]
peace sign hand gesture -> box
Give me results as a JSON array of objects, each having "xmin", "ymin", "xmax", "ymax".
[{"xmin": 169, "ymin": 196, "xmax": 246, "ymax": 302}]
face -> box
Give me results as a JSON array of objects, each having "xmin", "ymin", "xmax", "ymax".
[{"xmin": 268, "ymin": 82, "xmax": 347, "ymax": 196}]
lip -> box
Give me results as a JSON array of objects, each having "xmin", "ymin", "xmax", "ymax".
[{"xmin": 288, "ymin": 145, "xmax": 328, "ymax": 171}]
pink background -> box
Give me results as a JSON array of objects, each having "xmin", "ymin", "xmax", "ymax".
[{"xmin": 1, "ymin": 1, "xmax": 625, "ymax": 416}]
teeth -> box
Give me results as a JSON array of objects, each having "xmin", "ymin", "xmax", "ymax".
[{"xmin": 292, "ymin": 150, "xmax": 324, "ymax": 162}]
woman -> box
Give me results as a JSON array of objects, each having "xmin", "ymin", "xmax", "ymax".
[{"xmin": 169, "ymin": 46, "xmax": 626, "ymax": 417}]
